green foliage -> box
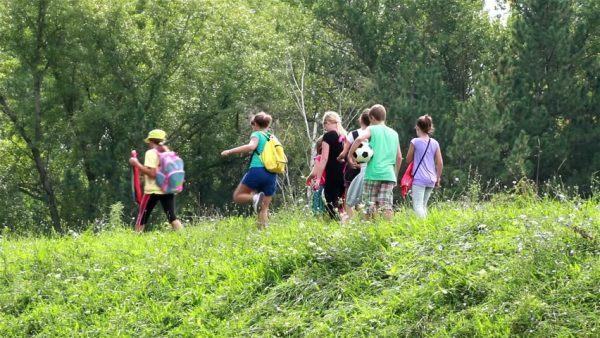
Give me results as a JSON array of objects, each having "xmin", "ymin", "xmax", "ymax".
[
  {"xmin": 0, "ymin": 0, "xmax": 598, "ymax": 233},
  {"xmin": 592, "ymin": 171, "xmax": 600, "ymax": 202},
  {"xmin": 504, "ymin": 0, "xmax": 599, "ymax": 188},
  {"xmin": 107, "ymin": 202, "xmax": 125, "ymax": 231},
  {"xmin": 504, "ymin": 130, "xmax": 533, "ymax": 180},
  {"xmin": 0, "ymin": 200, "xmax": 598, "ymax": 335},
  {"xmin": 450, "ymin": 73, "xmax": 509, "ymax": 180}
]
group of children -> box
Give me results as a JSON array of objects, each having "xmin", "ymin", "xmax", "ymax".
[
  {"xmin": 308, "ymin": 104, "xmax": 444, "ymax": 221},
  {"xmin": 129, "ymin": 106, "xmax": 443, "ymax": 231},
  {"xmin": 130, "ymin": 112, "xmax": 277, "ymax": 231}
]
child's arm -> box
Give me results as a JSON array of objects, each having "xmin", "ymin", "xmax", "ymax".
[
  {"xmin": 435, "ymin": 147, "xmax": 444, "ymax": 187},
  {"xmin": 336, "ymin": 138, "xmax": 351, "ymax": 162},
  {"xmin": 307, "ymin": 154, "xmax": 321, "ymax": 189},
  {"xmin": 347, "ymin": 128, "xmax": 371, "ymax": 166},
  {"xmin": 308, "ymin": 166, "xmax": 316, "ymax": 178},
  {"xmin": 395, "ymin": 144, "xmax": 403, "ymax": 178},
  {"xmin": 311, "ymin": 142, "xmax": 329, "ymax": 185},
  {"xmin": 221, "ymin": 137, "xmax": 259, "ymax": 156},
  {"xmin": 308, "ymin": 155, "xmax": 319, "ymax": 178},
  {"xmin": 129, "ymin": 158, "xmax": 157, "ymax": 178},
  {"xmin": 406, "ymin": 143, "xmax": 415, "ymax": 164}
]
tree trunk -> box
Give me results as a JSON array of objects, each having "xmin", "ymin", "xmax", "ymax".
[
  {"xmin": 32, "ymin": 1, "xmax": 61, "ymax": 233},
  {"xmin": 0, "ymin": 92, "xmax": 62, "ymax": 233},
  {"xmin": 31, "ymin": 144, "xmax": 62, "ymax": 233},
  {"xmin": 0, "ymin": 0, "xmax": 63, "ymax": 233}
]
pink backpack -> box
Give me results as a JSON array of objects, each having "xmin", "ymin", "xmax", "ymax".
[{"xmin": 155, "ymin": 150, "xmax": 185, "ymax": 194}]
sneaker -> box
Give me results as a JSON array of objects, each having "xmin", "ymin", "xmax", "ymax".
[{"xmin": 252, "ymin": 192, "xmax": 265, "ymax": 213}]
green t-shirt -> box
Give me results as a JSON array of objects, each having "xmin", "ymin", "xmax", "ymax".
[
  {"xmin": 365, "ymin": 124, "xmax": 400, "ymax": 182},
  {"xmin": 249, "ymin": 131, "xmax": 269, "ymax": 168}
]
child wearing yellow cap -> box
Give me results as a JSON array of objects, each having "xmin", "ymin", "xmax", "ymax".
[{"xmin": 129, "ymin": 129, "xmax": 183, "ymax": 232}]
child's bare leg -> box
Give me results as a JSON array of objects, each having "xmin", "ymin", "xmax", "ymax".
[
  {"xmin": 170, "ymin": 219, "xmax": 183, "ymax": 231},
  {"xmin": 233, "ymin": 184, "xmax": 254, "ymax": 204},
  {"xmin": 257, "ymin": 196, "xmax": 272, "ymax": 229},
  {"xmin": 383, "ymin": 209, "xmax": 393, "ymax": 221},
  {"xmin": 345, "ymin": 205, "xmax": 354, "ymax": 218}
]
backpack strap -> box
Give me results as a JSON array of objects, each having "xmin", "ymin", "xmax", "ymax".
[
  {"xmin": 259, "ymin": 131, "xmax": 272, "ymax": 141},
  {"xmin": 413, "ymin": 138, "xmax": 431, "ymax": 177},
  {"xmin": 252, "ymin": 131, "xmax": 271, "ymax": 156},
  {"xmin": 154, "ymin": 144, "xmax": 170, "ymax": 153},
  {"xmin": 151, "ymin": 148, "xmax": 163, "ymax": 169},
  {"xmin": 345, "ymin": 130, "xmax": 361, "ymax": 161}
]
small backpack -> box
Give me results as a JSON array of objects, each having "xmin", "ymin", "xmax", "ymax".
[
  {"xmin": 154, "ymin": 149, "xmax": 185, "ymax": 194},
  {"xmin": 259, "ymin": 132, "xmax": 287, "ymax": 174}
]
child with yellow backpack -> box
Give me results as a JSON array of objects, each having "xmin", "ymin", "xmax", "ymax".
[{"xmin": 221, "ymin": 112, "xmax": 286, "ymax": 229}]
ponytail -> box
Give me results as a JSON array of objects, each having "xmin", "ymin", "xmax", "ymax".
[
  {"xmin": 416, "ymin": 114, "xmax": 435, "ymax": 135},
  {"xmin": 252, "ymin": 112, "xmax": 273, "ymax": 129}
]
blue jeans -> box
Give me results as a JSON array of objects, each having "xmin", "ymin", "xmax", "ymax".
[{"xmin": 412, "ymin": 185, "xmax": 434, "ymax": 218}]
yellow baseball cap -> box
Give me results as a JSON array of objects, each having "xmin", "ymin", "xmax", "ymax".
[{"xmin": 144, "ymin": 129, "xmax": 167, "ymax": 143}]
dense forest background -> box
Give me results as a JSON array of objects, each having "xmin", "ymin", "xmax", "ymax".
[{"xmin": 0, "ymin": 0, "xmax": 598, "ymax": 233}]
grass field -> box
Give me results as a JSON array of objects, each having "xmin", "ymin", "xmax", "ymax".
[{"xmin": 1, "ymin": 197, "xmax": 598, "ymax": 336}]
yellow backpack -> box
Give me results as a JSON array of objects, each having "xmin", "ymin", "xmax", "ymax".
[{"xmin": 259, "ymin": 132, "xmax": 287, "ymax": 174}]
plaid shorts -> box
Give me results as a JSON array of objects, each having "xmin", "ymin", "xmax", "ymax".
[{"xmin": 363, "ymin": 180, "xmax": 396, "ymax": 212}]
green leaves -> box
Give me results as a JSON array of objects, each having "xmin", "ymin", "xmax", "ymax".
[{"xmin": 0, "ymin": 0, "xmax": 597, "ymax": 232}]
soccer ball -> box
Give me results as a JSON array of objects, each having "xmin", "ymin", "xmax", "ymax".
[{"xmin": 353, "ymin": 142, "xmax": 374, "ymax": 163}]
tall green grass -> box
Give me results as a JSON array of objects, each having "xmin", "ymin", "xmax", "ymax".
[{"xmin": 1, "ymin": 198, "xmax": 598, "ymax": 336}]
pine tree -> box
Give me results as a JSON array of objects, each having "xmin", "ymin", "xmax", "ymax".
[{"xmin": 505, "ymin": 0, "xmax": 599, "ymax": 188}]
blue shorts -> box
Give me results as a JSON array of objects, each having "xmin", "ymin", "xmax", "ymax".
[{"xmin": 241, "ymin": 167, "xmax": 277, "ymax": 196}]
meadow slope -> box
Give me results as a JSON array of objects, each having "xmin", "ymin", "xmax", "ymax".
[{"xmin": 1, "ymin": 198, "xmax": 598, "ymax": 336}]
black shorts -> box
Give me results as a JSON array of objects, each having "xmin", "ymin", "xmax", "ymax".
[{"xmin": 136, "ymin": 193, "xmax": 177, "ymax": 227}]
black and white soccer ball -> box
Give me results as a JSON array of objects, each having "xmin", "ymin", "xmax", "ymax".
[{"xmin": 353, "ymin": 142, "xmax": 374, "ymax": 163}]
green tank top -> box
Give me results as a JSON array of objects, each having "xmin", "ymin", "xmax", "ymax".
[{"xmin": 364, "ymin": 124, "xmax": 400, "ymax": 182}]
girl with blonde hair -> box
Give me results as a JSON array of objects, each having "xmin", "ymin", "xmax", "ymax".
[{"xmin": 308, "ymin": 111, "xmax": 347, "ymax": 220}]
